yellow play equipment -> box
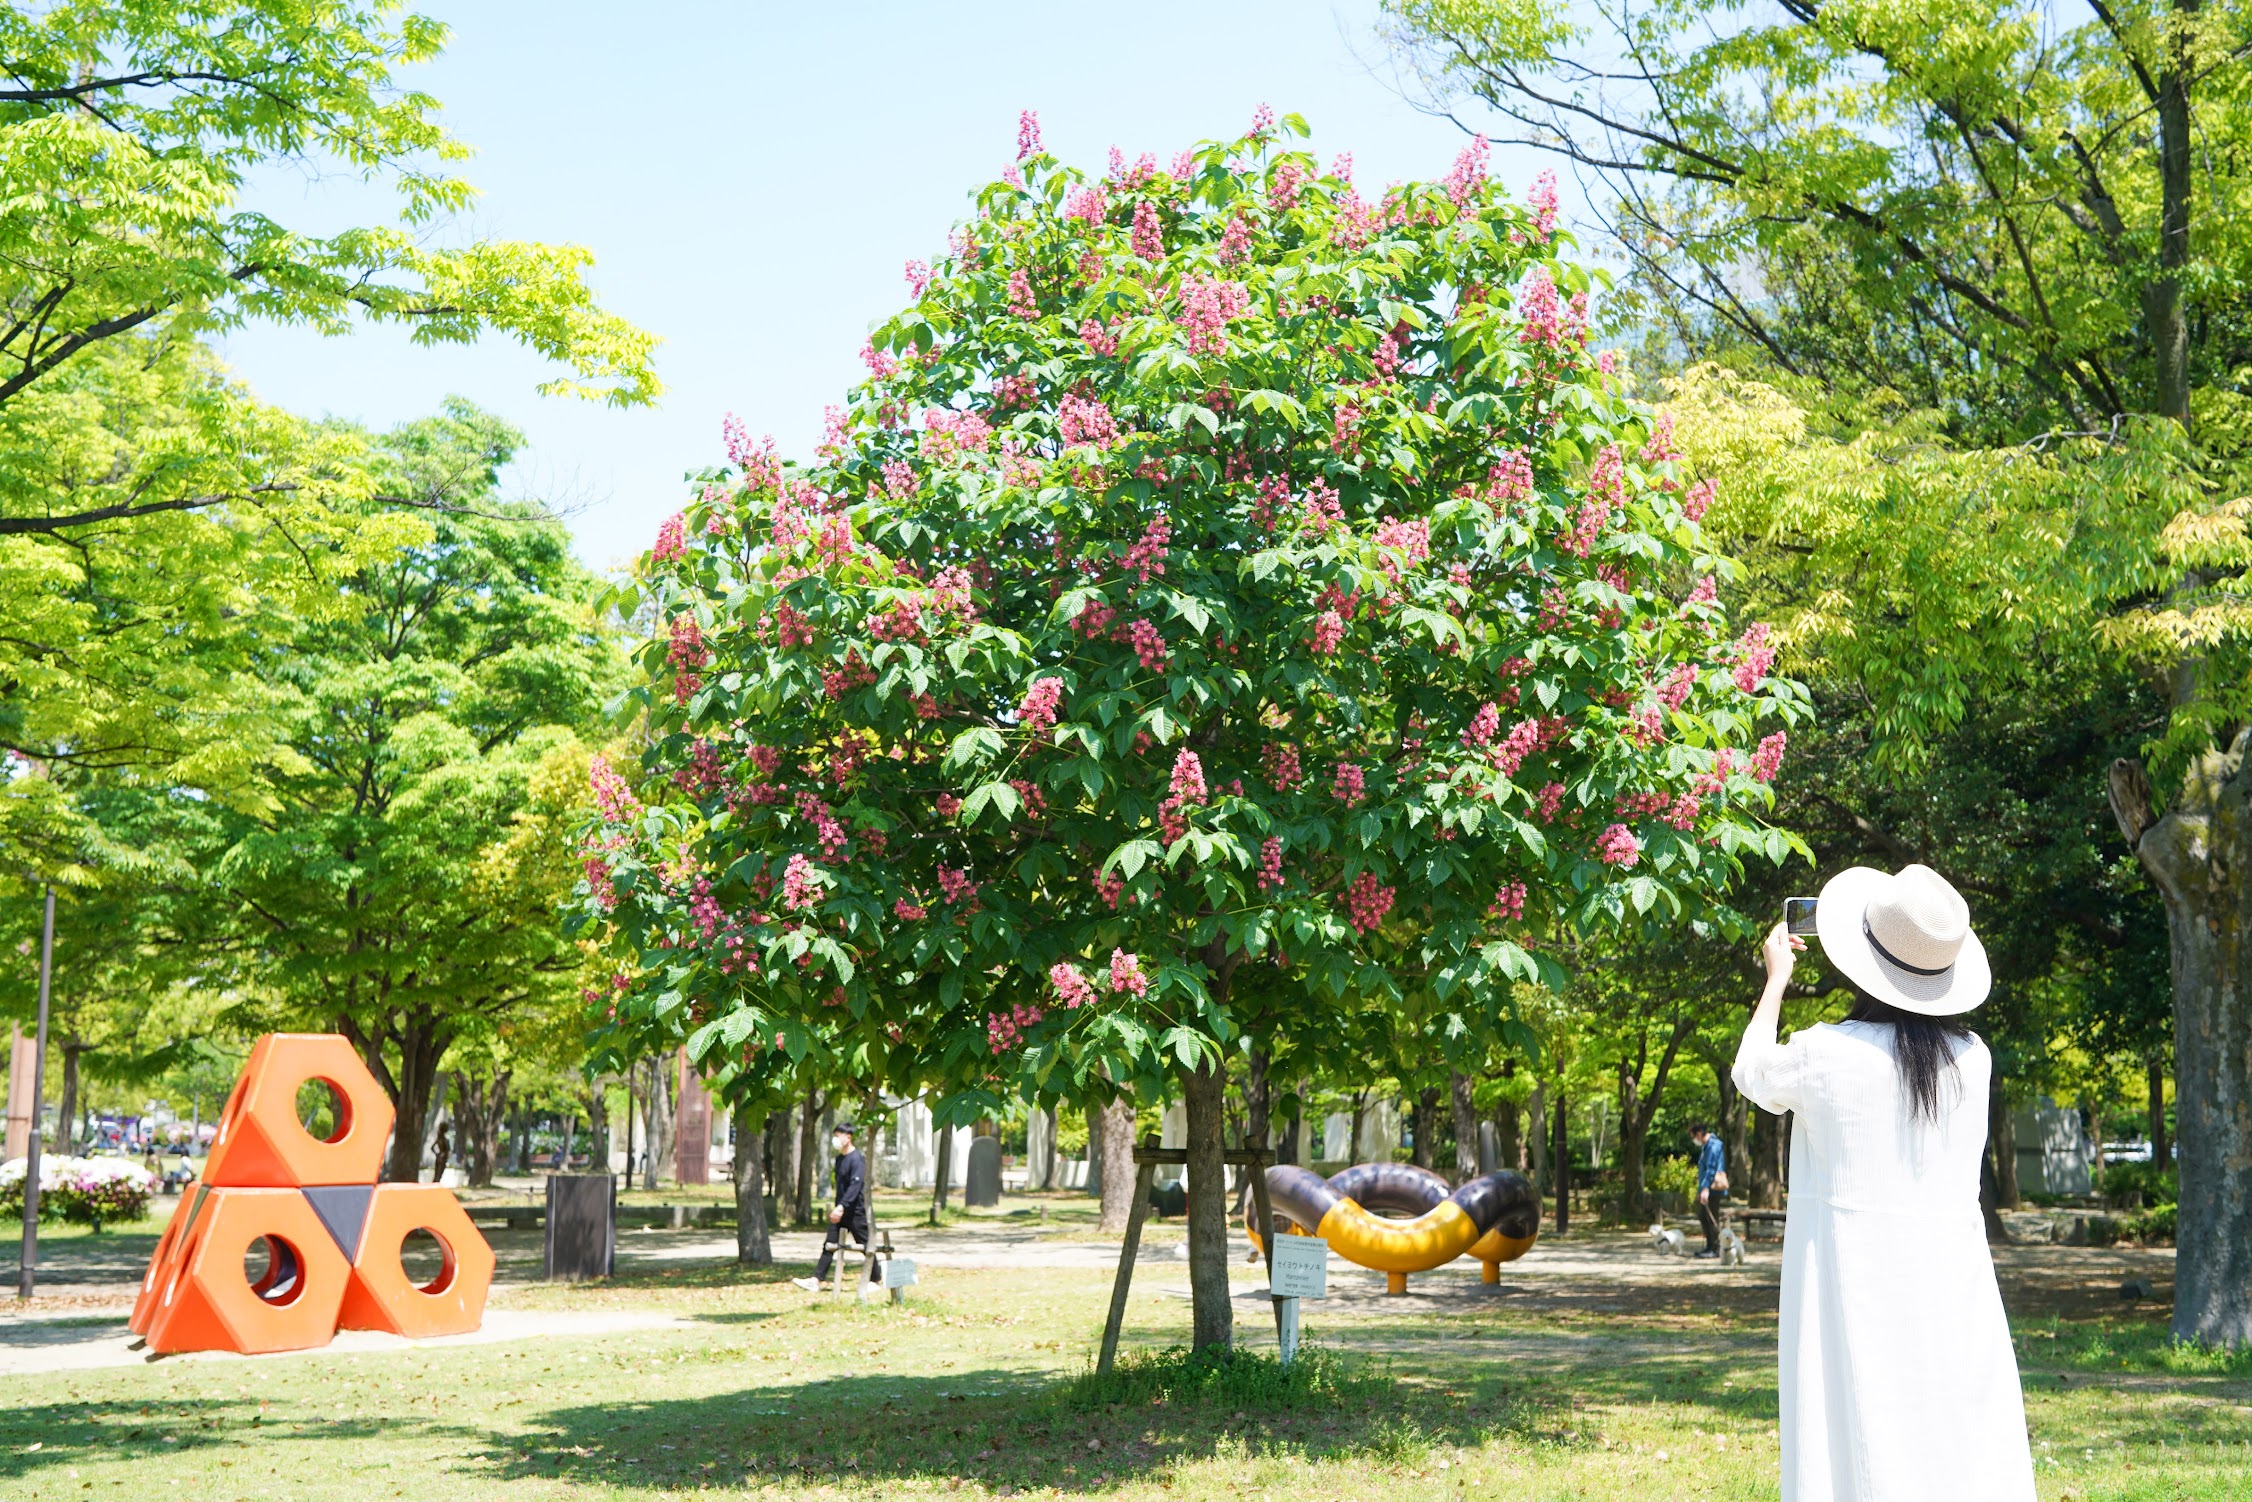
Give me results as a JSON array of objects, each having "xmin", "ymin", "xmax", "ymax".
[{"xmin": 1248, "ymin": 1162, "xmax": 1540, "ymax": 1294}]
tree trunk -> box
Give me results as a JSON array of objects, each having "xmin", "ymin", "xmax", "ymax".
[
  {"xmin": 1276, "ymin": 1078, "xmax": 1303, "ymax": 1167},
  {"xmin": 451, "ymin": 1069, "xmax": 511, "ymax": 1188},
  {"xmin": 794, "ymin": 1087, "xmax": 825, "ymax": 1225},
  {"xmin": 558, "ymin": 1109, "xmax": 577, "ymax": 1172},
  {"xmin": 1180, "ymin": 1057, "xmax": 1233, "ymax": 1350},
  {"xmin": 2149, "ymin": 0, "xmax": 2194, "ymax": 428},
  {"xmin": 929, "ymin": 1118, "xmax": 953, "ymax": 1223},
  {"xmin": 1410, "ymin": 1085, "xmax": 1440, "ymax": 1170},
  {"xmin": 643, "ymin": 1055, "xmax": 674, "ymax": 1191},
  {"xmin": 1095, "ymin": 1097, "xmax": 1136, "ymax": 1233},
  {"xmin": 1523, "ymin": 1078, "xmax": 1544, "ymax": 1197},
  {"xmin": 1498, "ymin": 1059, "xmax": 1523, "ymax": 1174},
  {"xmin": 771, "ymin": 1102, "xmax": 798, "ymax": 1223},
  {"xmin": 2110, "ymin": 746, "xmax": 2252, "ymax": 1343},
  {"xmin": 1037, "ymin": 1103, "xmax": 1059, "ymax": 1190},
  {"xmin": 1719, "ymin": 1059, "xmax": 1747, "ymax": 1203},
  {"xmin": 2149, "ymin": 1052, "xmax": 2171, "ymax": 1171},
  {"xmin": 1551, "ymin": 1088, "xmax": 1570, "ymax": 1234},
  {"xmin": 1450, "ymin": 1071, "xmax": 1479, "ymax": 1182},
  {"xmin": 56, "ymin": 1037, "xmax": 82, "ymax": 1157},
  {"xmin": 733, "ymin": 1099, "xmax": 771, "ymax": 1265},
  {"xmin": 1989, "ymin": 1073, "xmax": 2020, "ymax": 1209},
  {"xmin": 1749, "ymin": 1104, "xmax": 1784, "ymax": 1209},
  {"xmin": 585, "ymin": 1082, "xmax": 608, "ymax": 1172},
  {"xmin": 1347, "ymin": 1087, "xmax": 1369, "ymax": 1164},
  {"xmin": 371, "ymin": 1022, "xmax": 446, "ymax": 1184}
]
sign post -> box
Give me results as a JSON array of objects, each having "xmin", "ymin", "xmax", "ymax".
[
  {"xmin": 16, "ymin": 886, "xmax": 53, "ymax": 1301},
  {"xmin": 1265, "ymin": 1232, "xmax": 1328, "ymax": 1367}
]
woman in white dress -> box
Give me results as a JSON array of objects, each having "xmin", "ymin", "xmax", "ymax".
[{"xmin": 1733, "ymin": 863, "xmax": 2037, "ymax": 1501}]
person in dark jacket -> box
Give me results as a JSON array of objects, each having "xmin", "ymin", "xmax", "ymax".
[{"xmin": 793, "ymin": 1122, "xmax": 877, "ymax": 1290}]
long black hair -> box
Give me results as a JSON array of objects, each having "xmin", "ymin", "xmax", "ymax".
[{"xmin": 1844, "ymin": 990, "xmax": 1975, "ymax": 1123}]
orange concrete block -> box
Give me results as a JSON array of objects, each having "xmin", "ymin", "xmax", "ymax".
[
  {"xmin": 129, "ymin": 1188, "xmax": 208, "ymax": 1336},
  {"xmin": 142, "ymin": 1188, "xmax": 351, "ymax": 1355},
  {"xmin": 202, "ymin": 1034, "xmax": 394, "ymax": 1189},
  {"xmin": 336, "ymin": 1185, "xmax": 494, "ymax": 1340}
]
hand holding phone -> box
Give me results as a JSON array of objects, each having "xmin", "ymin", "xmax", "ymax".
[{"xmin": 1784, "ymin": 897, "xmax": 1819, "ymax": 936}]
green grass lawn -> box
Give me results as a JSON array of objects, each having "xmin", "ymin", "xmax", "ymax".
[{"xmin": 0, "ymin": 1245, "xmax": 2243, "ymax": 1502}]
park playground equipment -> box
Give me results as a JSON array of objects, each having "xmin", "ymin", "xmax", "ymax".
[
  {"xmin": 130, "ymin": 1033, "xmax": 493, "ymax": 1355},
  {"xmin": 1249, "ymin": 1162, "xmax": 1541, "ymax": 1293}
]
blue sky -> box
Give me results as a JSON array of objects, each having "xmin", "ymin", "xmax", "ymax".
[{"xmin": 218, "ymin": 2, "xmax": 1547, "ymax": 572}]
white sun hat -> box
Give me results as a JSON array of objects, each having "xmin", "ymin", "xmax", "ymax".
[{"xmin": 1815, "ymin": 863, "xmax": 1991, "ymax": 1016}]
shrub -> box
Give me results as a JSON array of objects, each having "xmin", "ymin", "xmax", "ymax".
[
  {"xmin": 0, "ymin": 1155, "xmax": 157, "ymax": 1229},
  {"xmin": 1649, "ymin": 1155, "xmax": 1698, "ymax": 1199},
  {"xmin": 1062, "ymin": 1343, "xmax": 1378, "ymax": 1411}
]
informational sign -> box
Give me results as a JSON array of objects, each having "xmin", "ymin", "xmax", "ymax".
[
  {"xmin": 882, "ymin": 1257, "xmax": 918, "ymax": 1290},
  {"xmin": 1267, "ymin": 1233, "xmax": 1328, "ymax": 1299}
]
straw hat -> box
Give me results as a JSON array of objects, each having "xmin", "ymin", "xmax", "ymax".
[{"xmin": 1815, "ymin": 864, "xmax": 1991, "ymax": 1016}]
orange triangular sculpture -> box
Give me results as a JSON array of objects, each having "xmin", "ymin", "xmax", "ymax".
[{"xmin": 138, "ymin": 1034, "xmax": 494, "ymax": 1355}]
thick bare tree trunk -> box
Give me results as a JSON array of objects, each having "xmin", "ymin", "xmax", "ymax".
[
  {"xmin": 1180, "ymin": 1057, "xmax": 1233, "ymax": 1350},
  {"xmin": 56, "ymin": 1037, "xmax": 83, "ymax": 1156},
  {"xmin": 557, "ymin": 1109, "xmax": 577, "ymax": 1171},
  {"xmin": 643, "ymin": 1055, "xmax": 674, "ymax": 1191},
  {"xmin": 771, "ymin": 1103, "xmax": 798, "ymax": 1222},
  {"xmin": 1409, "ymin": 1085, "xmax": 1440, "ymax": 1170},
  {"xmin": 2110, "ymin": 747, "xmax": 2252, "ymax": 1344},
  {"xmin": 733, "ymin": 1100, "xmax": 771, "ymax": 1265},
  {"xmin": 451, "ymin": 1069, "xmax": 511, "ymax": 1188},
  {"xmin": 1551, "ymin": 1088, "xmax": 1570, "ymax": 1234},
  {"xmin": 1749, "ymin": 1105, "xmax": 1784, "ymax": 1209},
  {"xmin": 1989, "ymin": 1075, "xmax": 2020, "ymax": 1209},
  {"xmin": 1095, "ymin": 1098, "xmax": 1136, "ymax": 1232},
  {"xmin": 2149, "ymin": 1053, "xmax": 2172, "ymax": 1172},
  {"xmin": 584, "ymin": 1082, "xmax": 608, "ymax": 1172},
  {"xmin": 1450, "ymin": 1071, "xmax": 1479, "ymax": 1182},
  {"xmin": 793, "ymin": 1087, "xmax": 825, "ymax": 1226},
  {"xmin": 1524, "ymin": 1079, "xmax": 1544, "ymax": 1197}
]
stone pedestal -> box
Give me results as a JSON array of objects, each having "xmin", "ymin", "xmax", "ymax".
[{"xmin": 965, "ymin": 1136, "xmax": 1002, "ymax": 1207}]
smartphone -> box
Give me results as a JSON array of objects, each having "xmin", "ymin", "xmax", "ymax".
[{"xmin": 1784, "ymin": 897, "xmax": 1819, "ymax": 937}]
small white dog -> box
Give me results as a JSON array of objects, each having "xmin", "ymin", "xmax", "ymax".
[
  {"xmin": 1648, "ymin": 1222, "xmax": 1688, "ymax": 1257},
  {"xmin": 1719, "ymin": 1227, "xmax": 1747, "ymax": 1265}
]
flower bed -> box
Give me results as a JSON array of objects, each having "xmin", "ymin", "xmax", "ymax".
[{"xmin": 0, "ymin": 1155, "xmax": 157, "ymax": 1229}]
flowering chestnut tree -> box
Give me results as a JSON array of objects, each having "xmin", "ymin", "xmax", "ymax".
[{"xmin": 579, "ymin": 111, "xmax": 1802, "ymax": 1348}]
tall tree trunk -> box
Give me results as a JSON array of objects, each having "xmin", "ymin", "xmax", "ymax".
[
  {"xmin": 1276, "ymin": 1079, "xmax": 1303, "ymax": 1167},
  {"xmin": 1236, "ymin": 1046, "xmax": 1271, "ymax": 1213},
  {"xmin": 367, "ymin": 1021, "xmax": 445, "ymax": 1184},
  {"xmin": 1180, "ymin": 1056, "xmax": 1233, "ymax": 1350},
  {"xmin": 558, "ymin": 1108, "xmax": 577, "ymax": 1172},
  {"xmin": 1551, "ymin": 1088, "xmax": 1570, "ymax": 1235},
  {"xmin": 2149, "ymin": 1052, "xmax": 2172, "ymax": 1172},
  {"xmin": 1450, "ymin": 1071, "xmax": 1479, "ymax": 1182},
  {"xmin": 1719, "ymin": 1059, "xmax": 1747, "ymax": 1201},
  {"xmin": 451, "ymin": 1069, "xmax": 511, "ymax": 1188},
  {"xmin": 584, "ymin": 1082, "xmax": 608, "ymax": 1172},
  {"xmin": 1410, "ymin": 1085, "xmax": 1440, "ymax": 1170},
  {"xmin": 1524, "ymin": 1079, "xmax": 1544, "ymax": 1197},
  {"xmin": 771, "ymin": 1103, "xmax": 798, "ymax": 1223},
  {"xmin": 929, "ymin": 1118, "xmax": 953, "ymax": 1223},
  {"xmin": 643, "ymin": 1055, "xmax": 674, "ymax": 1191},
  {"xmin": 1499, "ymin": 1060, "xmax": 1523, "ymax": 1174},
  {"xmin": 1095, "ymin": 1098, "xmax": 1136, "ymax": 1232},
  {"xmin": 1749, "ymin": 1104, "xmax": 1783, "ymax": 1209},
  {"xmin": 1347, "ymin": 1086, "xmax": 1369, "ymax": 1163},
  {"xmin": 1989, "ymin": 1073, "xmax": 2020, "ymax": 1209},
  {"xmin": 56, "ymin": 1037, "xmax": 82, "ymax": 1157},
  {"xmin": 2110, "ymin": 748, "xmax": 2252, "ymax": 1344},
  {"xmin": 2149, "ymin": 0, "xmax": 2194, "ymax": 428},
  {"xmin": 733, "ymin": 1099, "xmax": 771, "ymax": 1265},
  {"xmin": 793, "ymin": 1087, "xmax": 825, "ymax": 1224}
]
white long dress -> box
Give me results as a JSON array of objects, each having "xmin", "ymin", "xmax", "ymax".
[{"xmin": 1732, "ymin": 1019, "xmax": 2036, "ymax": 1501}]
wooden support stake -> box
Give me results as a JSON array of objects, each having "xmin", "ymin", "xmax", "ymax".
[
  {"xmin": 1246, "ymin": 1147, "xmax": 1287, "ymax": 1350},
  {"xmin": 1095, "ymin": 1159, "xmax": 1156, "ymax": 1376}
]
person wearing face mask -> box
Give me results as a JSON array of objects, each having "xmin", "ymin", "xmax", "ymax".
[{"xmin": 792, "ymin": 1122, "xmax": 876, "ymax": 1291}]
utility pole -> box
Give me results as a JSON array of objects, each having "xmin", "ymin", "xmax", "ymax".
[{"xmin": 18, "ymin": 886, "xmax": 54, "ymax": 1300}]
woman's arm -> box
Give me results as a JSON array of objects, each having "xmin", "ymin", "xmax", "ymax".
[{"xmin": 1732, "ymin": 922, "xmax": 1807, "ymax": 1113}]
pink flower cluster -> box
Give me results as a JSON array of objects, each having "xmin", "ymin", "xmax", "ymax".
[
  {"xmin": 668, "ymin": 614, "xmax": 709, "ymax": 702},
  {"xmin": 1177, "ymin": 274, "xmax": 1249, "ymax": 356},
  {"xmin": 781, "ymin": 852, "xmax": 824, "ymax": 911},
  {"xmin": 1640, "ymin": 411, "xmax": 1681, "ymax": 466},
  {"xmin": 987, "ymin": 1002, "xmax": 1045, "ymax": 1053},
  {"xmin": 1488, "ymin": 881, "xmax": 1527, "ymax": 922},
  {"xmin": 1270, "ymin": 161, "xmax": 1306, "ymax": 210},
  {"xmin": 1264, "ymin": 742, "xmax": 1302, "ymax": 792},
  {"xmin": 1018, "ymin": 676, "xmax": 1064, "ymax": 736},
  {"xmin": 1121, "ymin": 513, "xmax": 1170, "ymax": 584},
  {"xmin": 1218, "ymin": 211, "xmax": 1251, "ymax": 264},
  {"xmin": 936, "ymin": 792, "xmax": 962, "ymax": 817},
  {"xmin": 652, "ymin": 513, "xmax": 687, "ymax": 562},
  {"xmin": 1752, "ymin": 731, "xmax": 1787, "ymax": 782},
  {"xmin": 1345, "ymin": 872, "xmax": 1396, "ymax": 933},
  {"xmin": 1331, "ymin": 188, "xmax": 1376, "ymax": 249},
  {"xmin": 1158, "ymin": 749, "xmax": 1205, "ymax": 844},
  {"xmin": 1079, "ymin": 317, "xmax": 1121, "ymax": 356},
  {"xmin": 1444, "ymin": 134, "xmax": 1490, "ymax": 214},
  {"xmin": 1562, "ymin": 445, "xmax": 1625, "ymax": 557},
  {"xmin": 1050, "ymin": 963, "xmax": 1097, "ymax": 1009},
  {"xmin": 1373, "ymin": 516, "xmax": 1432, "ymax": 579},
  {"xmin": 1066, "ymin": 184, "xmax": 1108, "ymax": 224},
  {"xmin": 1333, "ymin": 761, "xmax": 1366, "ymax": 806},
  {"xmin": 1017, "ymin": 109, "xmax": 1041, "ymax": 159},
  {"xmin": 1132, "ymin": 201, "xmax": 1164, "ymax": 259},
  {"xmin": 1310, "ymin": 610, "xmax": 1345, "ymax": 655},
  {"xmin": 1462, "ymin": 701, "xmax": 1502, "ymax": 748},
  {"xmin": 1058, "ymin": 393, "xmax": 1118, "ymax": 448},
  {"xmin": 937, "ymin": 865, "xmax": 979, "ymax": 905},
  {"xmin": 796, "ymin": 790, "xmax": 850, "ymax": 858},
  {"xmin": 1493, "ymin": 717, "xmax": 1542, "ymax": 777},
  {"xmin": 1257, "ymin": 836, "xmax": 1284, "ymax": 892},
  {"xmin": 1693, "ymin": 748, "xmax": 1737, "ymax": 797},
  {"xmin": 1596, "ymin": 823, "xmax": 1641, "ymax": 867},
  {"xmin": 861, "ymin": 340, "xmax": 899, "ymax": 380},
  {"xmin": 1074, "ymin": 596, "xmax": 1117, "ymax": 638},
  {"xmin": 1734, "ymin": 623, "xmax": 1776, "ymax": 694},
  {"xmin": 589, "ymin": 754, "xmax": 640, "ymax": 822},
  {"xmin": 905, "ymin": 259, "xmax": 932, "ymax": 296},
  {"xmin": 920, "ymin": 407, "xmax": 993, "ymax": 459},
  {"xmin": 1538, "ymin": 781, "xmax": 1567, "ymax": 821},
  {"xmin": 1109, "ymin": 949, "xmax": 1149, "ymax": 997},
  {"xmin": 895, "ymin": 897, "xmax": 927, "ymax": 920},
  {"xmin": 1518, "ymin": 268, "xmax": 1588, "ymax": 348},
  {"xmin": 1683, "ymin": 477, "xmax": 1716, "ymax": 523},
  {"xmin": 1008, "ymin": 268, "xmax": 1037, "ymax": 319},
  {"xmin": 1658, "ymin": 664, "xmax": 1697, "ymax": 712},
  {"xmin": 1093, "ymin": 868, "xmax": 1126, "ymax": 908},
  {"xmin": 1128, "ymin": 618, "xmax": 1168, "ymax": 671},
  {"xmin": 1527, "ymin": 171, "xmax": 1559, "ymax": 239}
]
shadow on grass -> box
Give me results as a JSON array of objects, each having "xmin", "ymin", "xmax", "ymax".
[
  {"xmin": 473, "ymin": 1346, "xmax": 1621, "ymax": 1494},
  {"xmin": 0, "ymin": 1395, "xmax": 437, "ymax": 1482}
]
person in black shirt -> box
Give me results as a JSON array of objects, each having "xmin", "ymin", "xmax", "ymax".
[{"xmin": 793, "ymin": 1122, "xmax": 877, "ymax": 1290}]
